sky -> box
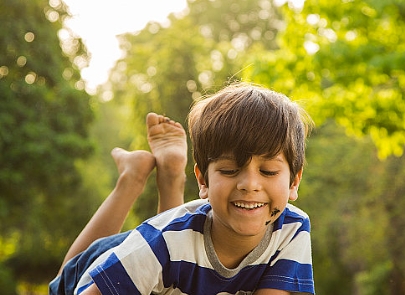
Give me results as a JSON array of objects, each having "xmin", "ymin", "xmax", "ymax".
[{"xmin": 63, "ymin": 0, "xmax": 188, "ymax": 93}]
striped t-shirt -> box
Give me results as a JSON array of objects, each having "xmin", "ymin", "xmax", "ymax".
[{"xmin": 75, "ymin": 199, "xmax": 314, "ymax": 295}]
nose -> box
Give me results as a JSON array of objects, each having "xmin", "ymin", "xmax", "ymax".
[{"xmin": 236, "ymin": 169, "xmax": 262, "ymax": 192}]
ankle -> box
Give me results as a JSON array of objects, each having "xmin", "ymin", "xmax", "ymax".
[{"xmin": 116, "ymin": 170, "xmax": 148, "ymax": 193}]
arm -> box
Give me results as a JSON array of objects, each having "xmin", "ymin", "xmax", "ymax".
[
  {"xmin": 81, "ymin": 283, "xmax": 102, "ymax": 295},
  {"xmin": 58, "ymin": 149, "xmax": 155, "ymax": 275}
]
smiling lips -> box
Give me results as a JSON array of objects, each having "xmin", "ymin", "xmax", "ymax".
[{"xmin": 232, "ymin": 201, "xmax": 267, "ymax": 210}]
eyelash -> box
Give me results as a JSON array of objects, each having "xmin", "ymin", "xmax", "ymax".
[
  {"xmin": 219, "ymin": 169, "xmax": 278, "ymax": 176},
  {"xmin": 219, "ymin": 169, "xmax": 238, "ymax": 175},
  {"xmin": 260, "ymin": 170, "xmax": 278, "ymax": 176}
]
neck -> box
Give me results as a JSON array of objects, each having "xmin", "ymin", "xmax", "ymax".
[{"xmin": 210, "ymin": 220, "xmax": 267, "ymax": 269}]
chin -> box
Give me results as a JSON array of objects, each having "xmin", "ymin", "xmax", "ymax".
[{"xmin": 234, "ymin": 224, "xmax": 267, "ymax": 236}]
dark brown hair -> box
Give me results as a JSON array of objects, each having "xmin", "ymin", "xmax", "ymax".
[{"xmin": 188, "ymin": 83, "xmax": 313, "ymax": 185}]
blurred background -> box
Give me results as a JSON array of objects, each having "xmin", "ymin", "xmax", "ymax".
[{"xmin": 1, "ymin": 0, "xmax": 404, "ymax": 294}]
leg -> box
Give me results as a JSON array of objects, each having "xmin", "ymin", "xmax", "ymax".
[
  {"xmin": 146, "ymin": 113, "xmax": 187, "ymax": 213},
  {"xmin": 57, "ymin": 149, "xmax": 155, "ymax": 274}
]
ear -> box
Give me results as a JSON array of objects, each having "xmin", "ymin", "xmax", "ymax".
[
  {"xmin": 194, "ymin": 164, "xmax": 209, "ymax": 199},
  {"xmin": 289, "ymin": 168, "xmax": 303, "ymax": 201}
]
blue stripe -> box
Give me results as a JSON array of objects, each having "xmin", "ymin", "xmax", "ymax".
[
  {"xmin": 284, "ymin": 208, "xmax": 310, "ymax": 226},
  {"xmin": 90, "ymin": 252, "xmax": 141, "ymax": 295},
  {"xmin": 273, "ymin": 207, "xmax": 311, "ymax": 236},
  {"xmin": 137, "ymin": 208, "xmax": 211, "ymax": 290},
  {"xmin": 53, "ymin": 231, "xmax": 131, "ymax": 295},
  {"xmin": 258, "ymin": 259, "xmax": 315, "ymax": 294},
  {"xmin": 163, "ymin": 212, "xmax": 207, "ymax": 233},
  {"xmin": 136, "ymin": 204, "xmax": 209, "ymax": 264},
  {"xmin": 165, "ymin": 261, "xmax": 268, "ymax": 294},
  {"xmin": 137, "ymin": 223, "xmax": 171, "ymax": 267}
]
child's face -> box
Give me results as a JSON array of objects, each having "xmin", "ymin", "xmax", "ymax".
[{"xmin": 195, "ymin": 153, "xmax": 302, "ymax": 239}]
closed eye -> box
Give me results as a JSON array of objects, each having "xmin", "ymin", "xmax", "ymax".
[
  {"xmin": 219, "ymin": 169, "xmax": 239, "ymax": 175},
  {"xmin": 260, "ymin": 170, "xmax": 278, "ymax": 176}
]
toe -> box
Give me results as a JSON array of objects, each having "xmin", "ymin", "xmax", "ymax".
[{"xmin": 146, "ymin": 112, "xmax": 160, "ymax": 128}]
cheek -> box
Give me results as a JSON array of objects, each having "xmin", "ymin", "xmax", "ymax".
[
  {"xmin": 207, "ymin": 178, "xmax": 232, "ymax": 202},
  {"xmin": 207, "ymin": 182, "xmax": 222, "ymax": 199},
  {"xmin": 268, "ymin": 181, "xmax": 291, "ymax": 203},
  {"xmin": 210, "ymin": 174, "xmax": 231, "ymax": 189}
]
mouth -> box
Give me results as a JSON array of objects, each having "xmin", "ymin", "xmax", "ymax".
[{"xmin": 232, "ymin": 201, "xmax": 267, "ymax": 210}]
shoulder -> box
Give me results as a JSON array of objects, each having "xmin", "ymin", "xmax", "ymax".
[
  {"xmin": 260, "ymin": 206, "xmax": 314, "ymax": 292},
  {"xmin": 285, "ymin": 203, "xmax": 310, "ymax": 221},
  {"xmin": 141, "ymin": 199, "xmax": 211, "ymax": 232},
  {"xmin": 272, "ymin": 204, "xmax": 311, "ymax": 241}
]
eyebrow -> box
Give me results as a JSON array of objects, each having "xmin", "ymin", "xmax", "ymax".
[
  {"xmin": 213, "ymin": 154, "xmax": 285, "ymax": 163},
  {"xmin": 209, "ymin": 155, "xmax": 236, "ymax": 162},
  {"xmin": 261, "ymin": 155, "xmax": 285, "ymax": 163}
]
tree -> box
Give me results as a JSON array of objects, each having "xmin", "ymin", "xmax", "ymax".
[
  {"xmin": 244, "ymin": 0, "xmax": 405, "ymax": 159},
  {"xmin": 0, "ymin": 0, "xmax": 94, "ymax": 288},
  {"xmin": 380, "ymin": 154, "xmax": 405, "ymax": 293},
  {"xmin": 297, "ymin": 122, "xmax": 391, "ymax": 295}
]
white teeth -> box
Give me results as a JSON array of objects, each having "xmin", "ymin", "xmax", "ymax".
[{"xmin": 233, "ymin": 202, "xmax": 265, "ymax": 209}]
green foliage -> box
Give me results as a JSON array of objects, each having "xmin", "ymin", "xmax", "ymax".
[
  {"xmin": 380, "ymin": 153, "xmax": 405, "ymax": 293},
  {"xmin": 355, "ymin": 261, "xmax": 393, "ymax": 295},
  {"xmin": 0, "ymin": 262, "xmax": 17, "ymax": 295},
  {"xmin": 0, "ymin": 0, "xmax": 94, "ymax": 287},
  {"xmin": 297, "ymin": 121, "xmax": 392, "ymax": 294},
  {"xmin": 243, "ymin": 0, "xmax": 405, "ymax": 158}
]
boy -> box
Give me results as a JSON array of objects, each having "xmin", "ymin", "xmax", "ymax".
[{"xmin": 50, "ymin": 83, "xmax": 315, "ymax": 295}]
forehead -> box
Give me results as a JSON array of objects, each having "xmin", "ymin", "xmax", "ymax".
[{"xmin": 212, "ymin": 153, "xmax": 287, "ymax": 164}]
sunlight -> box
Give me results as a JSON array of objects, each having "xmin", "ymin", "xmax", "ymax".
[{"xmin": 62, "ymin": 0, "xmax": 188, "ymax": 93}]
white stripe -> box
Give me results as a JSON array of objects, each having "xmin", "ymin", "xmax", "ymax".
[
  {"xmin": 270, "ymin": 230, "xmax": 312, "ymax": 266},
  {"xmin": 164, "ymin": 229, "xmax": 212, "ymax": 267},
  {"xmin": 254, "ymin": 219, "xmax": 311, "ymax": 266},
  {"xmin": 75, "ymin": 247, "xmax": 116, "ymax": 294},
  {"xmin": 148, "ymin": 199, "xmax": 207, "ymax": 231},
  {"xmin": 286, "ymin": 203, "xmax": 310, "ymax": 219},
  {"xmin": 118, "ymin": 230, "xmax": 164, "ymax": 294}
]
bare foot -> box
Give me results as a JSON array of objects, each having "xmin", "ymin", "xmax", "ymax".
[
  {"xmin": 146, "ymin": 113, "xmax": 187, "ymax": 212},
  {"xmin": 111, "ymin": 148, "xmax": 156, "ymax": 198}
]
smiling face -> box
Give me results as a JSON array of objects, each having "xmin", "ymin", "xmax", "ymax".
[
  {"xmin": 195, "ymin": 153, "xmax": 302, "ymax": 239},
  {"xmin": 189, "ymin": 84, "xmax": 311, "ymax": 243}
]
